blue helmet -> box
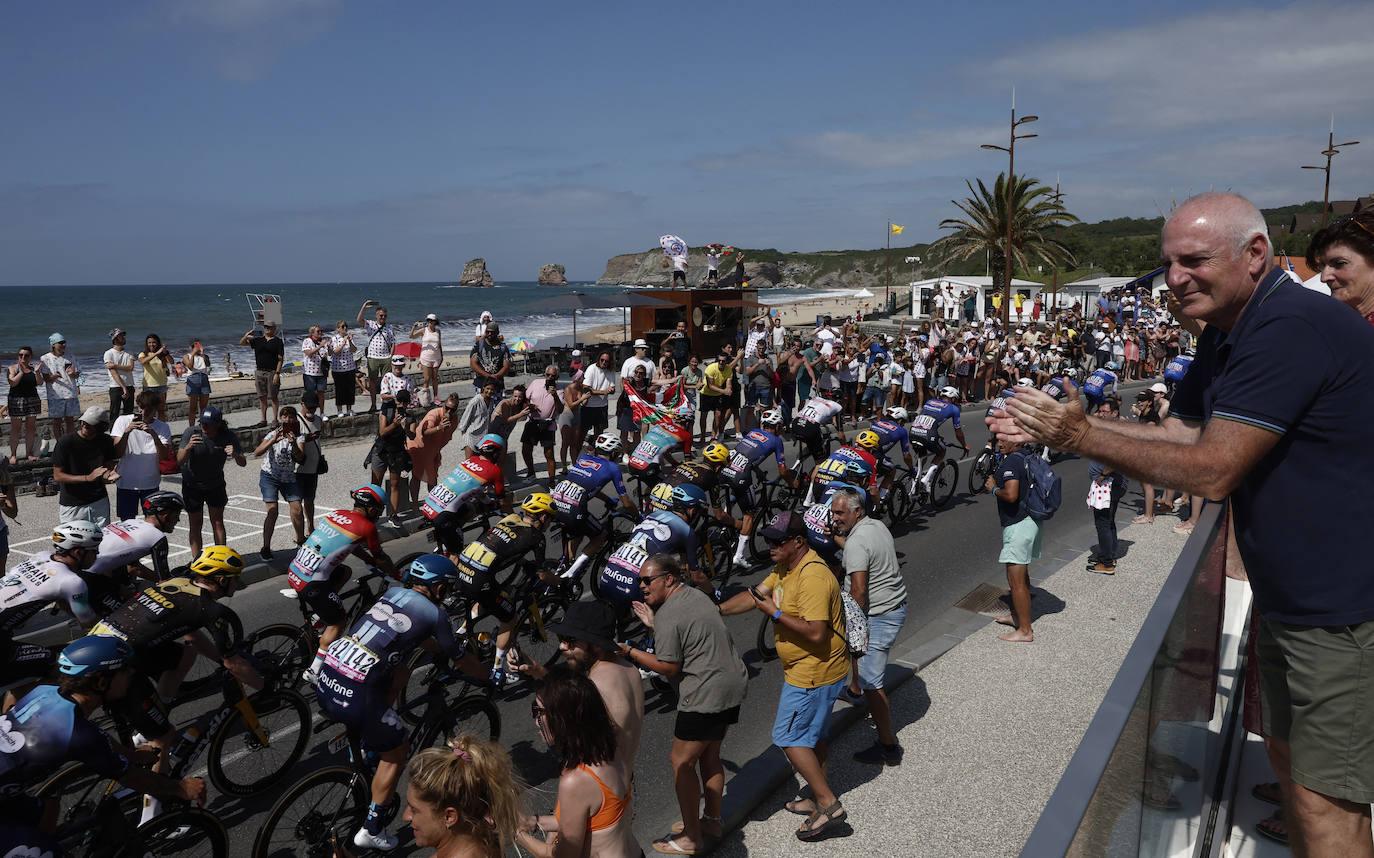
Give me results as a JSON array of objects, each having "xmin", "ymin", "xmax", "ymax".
[
  {"xmin": 671, "ymin": 483, "xmax": 708, "ymax": 512},
  {"xmin": 59, "ymin": 635, "xmax": 134, "ymax": 677},
  {"xmin": 1106, "ymin": 360, "xmax": 1121, "ymax": 371},
  {"xmin": 404, "ymin": 553, "xmax": 459, "ymax": 587},
  {"xmin": 843, "ymin": 459, "xmax": 869, "ymax": 481},
  {"xmin": 351, "ymin": 483, "xmax": 387, "ymax": 511}
]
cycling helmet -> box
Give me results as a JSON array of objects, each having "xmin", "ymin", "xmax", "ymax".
[
  {"xmin": 593, "ymin": 431, "xmax": 623, "ymax": 458},
  {"xmin": 52, "ymin": 520, "xmax": 103, "ymax": 552},
  {"xmin": 475, "ymin": 434, "xmax": 505, "ymax": 458},
  {"xmin": 1106, "ymin": 360, "xmax": 1121, "ymax": 371},
  {"xmin": 141, "ymin": 490, "xmax": 185, "ymax": 517},
  {"xmin": 759, "ymin": 408, "xmax": 784, "ymax": 429},
  {"xmin": 404, "ymin": 553, "xmax": 459, "ymax": 587},
  {"xmin": 351, "ymin": 483, "xmax": 387, "ymax": 511},
  {"xmin": 58, "ymin": 635, "xmax": 135, "ymax": 677},
  {"xmin": 520, "ymin": 492, "xmax": 555, "ymax": 516},
  {"xmin": 189, "ymin": 545, "xmax": 245, "ymax": 578},
  {"xmin": 702, "ymin": 441, "xmax": 730, "ymax": 464},
  {"xmin": 818, "ymin": 387, "xmax": 838, "ymax": 400},
  {"xmin": 854, "ymin": 430, "xmax": 880, "ymax": 452},
  {"xmin": 939, "ymin": 386, "xmax": 961, "ymax": 402},
  {"xmin": 884, "ymin": 406, "xmax": 908, "ymax": 422},
  {"xmin": 843, "ymin": 459, "xmax": 870, "ymax": 481},
  {"xmin": 1016, "ymin": 378, "xmax": 1035, "ymax": 388},
  {"xmin": 671, "ymin": 483, "xmax": 708, "ymax": 512}
]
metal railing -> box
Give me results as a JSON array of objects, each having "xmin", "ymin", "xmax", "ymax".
[{"xmin": 1020, "ymin": 501, "xmax": 1242, "ymax": 857}]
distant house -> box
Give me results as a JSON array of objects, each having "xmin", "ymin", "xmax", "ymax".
[
  {"xmin": 1060, "ymin": 275, "xmax": 1137, "ymax": 311},
  {"xmin": 907, "ymin": 275, "xmax": 1041, "ymax": 320},
  {"xmin": 1282, "ymin": 194, "xmax": 1371, "ymax": 234}
]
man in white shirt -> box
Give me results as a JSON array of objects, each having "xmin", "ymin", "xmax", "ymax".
[
  {"xmin": 620, "ymin": 339, "xmax": 655, "ymax": 384},
  {"xmin": 110, "ymin": 391, "xmax": 173, "ymax": 520},
  {"xmin": 770, "ymin": 316, "xmax": 786, "ymax": 355},
  {"xmin": 932, "ymin": 288, "xmax": 946, "ymax": 320},
  {"xmin": 745, "ymin": 316, "xmax": 769, "ymax": 358},
  {"xmin": 40, "ymin": 332, "xmax": 82, "ymax": 441},
  {"xmin": 103, "ymin": 329, "xmax": 136, "ymax": 418},
  {"xmin": 581, "ymin": 351, "xmax": 618, "ymax": 445},
  {"xmin": 671, "ymin": 254, "xmax": 689, "ymax": 287},
  {"xmin": 813, "ymin": 317, "xmax": 838, "ymax": 351}
]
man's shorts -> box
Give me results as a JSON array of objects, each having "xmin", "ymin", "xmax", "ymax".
[
  {"xmin": 1257, "ymin": 617, "xmax": 1374, "ymax": 803},
  {"xmin": 58, "ymin": 498, "xmax": 111, "ymax": 528},
  {"xmin": 582, "ymin": 405, "xmax": 609, "ymax": 436},
  {"xmin": 699, "ymin": 394, "xmax": 720, "ymax": 414},
  {"xmin": 366, "ymin": 357, "xmax": 390, "ymax": 379},
  {"xmin": 555, "ymin": 508, "xmax": 604, "ymax": 541},
  {"xmin": 999, "ymin": 516, "xmax": 1043, "ymax": 565},
  {"xmin": 771, "ymin": 675, "xmax": 846, "ymax": 748},
  {"xmin": 317, "ymin": 677, "xmax": 407, "ymax": 752},
  {"xmin": 183, "ymin": 480, "xmax": 230, "ymax": 512},
  {"xmin": 858, "ymin": 602, "xmax": 907, "ymax": 691},
  {"xmin": 746, "ymin": 387, "xmax": 774, "ymax": 408},
  {"xmin": 676, "ymin": 705, "xmax": 740, "ymax": 742},
  {"xmin": 723, "ymin": 475, "xmax": 756, "ymax": 511},
  {"xmin": 672, "ymin": 270, "xmax": 687, "ymax": 285},
  {"xmin": 521, "ymin": 419, "xmax": 556, "ymax": 451},
  {"xmin": 259, "ymin": 472, "xmax": 303, "ymax": 504},
  {"xmin": 47, "ymin": 397, "xmax": 80, "ymax": 419},
  {"xmin": 300, "ymin": 578, "xmax": 348, "ymax": 627},
  {"xmin": 254, "ymin": 369, "xmax": 280, "ymax": 400},
  {"xmin": 110, "ymin": 672, "xmax": 174, "ymax": 739}
]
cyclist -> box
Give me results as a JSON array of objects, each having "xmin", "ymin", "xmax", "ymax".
[
  {"xmin": 652, "ymin": 441, "xmax": 730, "ymax": 516},
  {"xmin": 790, "ymin": 387, "xmax": 848, "ymax": 469},
  {"xmin": 1039, "ymin": 374, "xmax": 1070, "ymax": 402},
  {"xmin": 911, "ymin": 386, "xmax": 969, "ymax": 494},
  {"xmin": 626, "ymin": 410, "xmax": 693, "ymax": 477},
  {"xmin": 420, "ymin": 433, "xmax": 508, "ymax": 555},
  {"xmin": 553, "ymin": 431, "xmax": 637, "ymax": 584},
  {"xmin": 801, "ymin": 481, "xmax": 869, "ymax": 572},
  {"xmin": 451, "ymin": 492, "xmax": 555, "ymax": 686},
  {"xmin": 1082, "ymin": 362, "xmax": 1119, "ymax": 409},
  {"xmin": 291, "ymin": 484, "xmax": 399, "ymax": 684},
  {"xmin": 0, "ymin": 521, "xmax": 102, "ymax": 692},
  {"xmin": 869, "ymin": 407, "xmax": 917, "ymax": 503},
  {"xmin": 0, "ymin": 636, "xmax": 207, "ymax": 858},
  {"xmin": 808, "ymin": 433, "xmax": 879, "ymax": 502},
  {"xmin": 89, "ymin": 546, "xmax": 261, "ymax": 822},
  {"xmin": 313, "ymin": 553, "xmax": 481, "ymax": 852},
  {"xmin": 78, "ymin": 491, "xmax": 186, "ymax": 616},
  {"xmin": 719, "ymin": 408, "xmax": 793, "ymax": 567},
  {"xmin": 598, "ymin": 484, "xmax": 706, "ymax": 607}
]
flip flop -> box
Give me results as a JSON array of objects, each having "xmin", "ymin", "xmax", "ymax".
[
  {"xmin": 796, "ymin": 801, "xmax": 847, "ymax": 842},
  {"xmin": 652, "ymin": 835, "xmax": 701, "ymax": 855},
  {"xmin": 1255, "ymin": 811, "xmax": 1288, "ymax": 845},
  {"xmin": 1251, "ymin": 781, "xmax": 1282, "ymax": 806}
]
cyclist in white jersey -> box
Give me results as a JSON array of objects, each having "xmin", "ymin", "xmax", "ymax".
[
  {"xmin": 85, "ymin": 492, "xmax": 183, "ymax": 581},
  {"xmin": 791, "ymin": 390, "xmax": 848, "ymax": 467}
]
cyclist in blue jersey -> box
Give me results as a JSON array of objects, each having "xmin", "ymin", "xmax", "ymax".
[
  {"xmin": 598, "ymin": 484, "xmax": 706, "ymax": 607},
  {"xmin": 869, "ymin": 407, "xmax": 917, "ymax": 502},
  {"xmin": 911, "ymin": 386, "xmax": 969, "ymax": 493},
  {"xmin": 801, "ymin": 481, "xmax": 869, "ymax": 570},
  {"xmin": 1039, "ymin": 375, "xmax": 1069, "ymax": 402},
  {"xmin": 809, "ymin": 434, "xmax": 880, "ymax": 503},
  {"xmin": 1082, "ymin": 362, "xmax": 1119, "ymax": 408},
  {"xmin": 719, "ymin": 408, "xmax": 794, "ymax": 566},
  {"xmin": 314, "ymin": 553, "xmax": 485, "ymax": 852},
  {"xmin": 0, "ymin": 637, "xmax": 207, "ymax": 858},
  {"xmin": 554, "ymin": 432, "xmax": 639, "ymax": 584}
]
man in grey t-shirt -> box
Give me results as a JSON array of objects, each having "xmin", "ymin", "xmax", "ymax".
[
  {"xmin": 832, "ymin": 488, "xmax": 908, "ymax": 766},
  {"xmin": 624, "ymin": 554, "xmax": 746, "ymax": 854}
]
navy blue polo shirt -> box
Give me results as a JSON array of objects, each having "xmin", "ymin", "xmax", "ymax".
[
  {"xmin": 994, "ymin": 451, "xmax": 1030, "ymax": 528},
  {"xmin": 1171, "ymin": 269, "xmax": 1374, "ymax": 625}
]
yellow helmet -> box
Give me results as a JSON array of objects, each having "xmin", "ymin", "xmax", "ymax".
[
  {"xmin": 520, "ymin": 492, "xmax": 555, "ymax": 516},
  {"xmin": 855, "ymin": 430, "xmax": 881, "ymax": 451},
  {"xmin": 702, "ymin": 442, "xmax": 730, "ymax": 464},
  {"xmin": 189, "ymin": 545, "xmax": 245, "ymax": 578}
]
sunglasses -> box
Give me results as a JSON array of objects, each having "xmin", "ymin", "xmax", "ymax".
[
  {"xmin": 638, "ymin": 573, "xmax": 668, "ymax": 587},
  {"xmin": 530, "ymin": 701, "xmax": 546, "ymax": 720}
]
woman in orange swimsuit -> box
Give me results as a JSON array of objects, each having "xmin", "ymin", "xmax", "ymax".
[
  {"xmin": 516, "ymin": 665, "xmax": 641, "ymax": 858},
  {"xmin": 404, "ymin": 734, "xmax": 526, "ymax": 858}
]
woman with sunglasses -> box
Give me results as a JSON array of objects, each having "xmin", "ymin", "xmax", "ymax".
[
  {"xmin": 516, "ymin": 665, "xmax": 639, "ymax": 858},
  {"xmin": 7, "ymin": 347, "xmax": 42, "ymax": 462}
]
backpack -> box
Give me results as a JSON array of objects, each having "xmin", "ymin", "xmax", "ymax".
[{"xmin": 1021, "ymin": 454, "xmax": 1062, "ymax": 522}]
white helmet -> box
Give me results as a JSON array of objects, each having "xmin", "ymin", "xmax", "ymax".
[
  {"xmin": 939, "ymin": 386, "xmax": 960, "ymax": 401},
  {"xmin": 52, "ymin": 520, "xmax": 103, "ymax": 552},
  {"xmin": 759, "ymin": 407, "xmax": 784, "ymax": 428},
  {"xmin": 594, "ymin": 431, "xmax": 623, "ymax": 457},
  {"xmin": 1016, "ymin": 377, "xmax": 1035, "ymax": 388},
  {"xmin": 884, "ymin": 406, "xmax": 909, "ymax": 421}
]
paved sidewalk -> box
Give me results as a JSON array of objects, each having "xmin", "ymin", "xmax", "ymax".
[{"xmin": 714, "ymin": 517, "xmax": 1190, "ymax": 858}]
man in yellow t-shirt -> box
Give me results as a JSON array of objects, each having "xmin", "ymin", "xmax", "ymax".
[{"xmin": 721, "ymin": 511, "xmax": 849, "ymax": 841}]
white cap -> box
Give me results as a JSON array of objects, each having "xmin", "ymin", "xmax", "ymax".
[
  {"xmin": 479, "ymin": 311, "xmax": 493, "ymax": 321},
  {"xmin": 571, "ymin": 349, "xmax": 582, "ymax": 357},
  {"xmin": 634, "ymin": 338, "xmax": 649, "ymax": 348},
  {"xmin": 425, "ymin": 313, "xmax": 438, "ymax": 321},
  {"xmin": 1151, "ymin": 382, "xmax": 1168, "ymax": 394}
]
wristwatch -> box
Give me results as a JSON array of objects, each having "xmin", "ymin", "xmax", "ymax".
[{"xmin": 770, "ymin": 608, "xmax": 783, "ymax": 622}]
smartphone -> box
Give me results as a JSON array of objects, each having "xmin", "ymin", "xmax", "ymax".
[{"xmin": 748, "ymin": 585, "xmax": 763, "ymax": 601}]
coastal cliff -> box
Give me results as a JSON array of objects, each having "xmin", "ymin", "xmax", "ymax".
[
  {"xmin": 459, "ymin": 258, "xmax": 495, "ymax": 287},
  {"xmin": 596, "ymin": 247, "xmax": 925, "ymax": 291}
]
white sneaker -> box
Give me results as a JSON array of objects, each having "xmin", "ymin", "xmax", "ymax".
[{"xmin": 353, "ymin": 828, "xmax": 398, "ymax": 851}]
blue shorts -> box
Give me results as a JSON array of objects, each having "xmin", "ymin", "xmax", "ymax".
[
  {"xmin": 47, "ymin": 398, "xmax": 80, "ymax": 419},
  {"xmin": 316, "ymin": 673, "xmax": 407, "ymax": 752},
  {"xmin": 259, "ymin": 471, "xmax": 303, "ymax": 503},
  {"xmin": 862, "ymin": 387, "xmax": 886, "ymax": 407},
  {"xmin": 858, "ymin": 602, "xmax": 908, "ymax": 691},
  {"xmin": 184, "ymin": 372, "xmax": 211, "ymax": 396},
  {"xmin": 771, "ymin": 675, "xmax": 846, "ymax": 749}
]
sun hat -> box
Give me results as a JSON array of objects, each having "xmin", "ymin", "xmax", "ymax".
[
  {"xmin": 49, "ymin": 333, "xmax": 65, "ymax": 345},
  {"xmin": 634, "ymin": 338, "xmax": 649, "ymax": 348}
]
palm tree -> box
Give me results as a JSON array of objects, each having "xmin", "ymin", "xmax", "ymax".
[{"xmin": 929, "ymin": 173, "xmax": 1078, "ymax": 325}]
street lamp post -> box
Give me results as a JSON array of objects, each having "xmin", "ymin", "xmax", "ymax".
[
  {"xmin": 982, "ymin": 89, "xmax": 1039, "ymax": 328},
  {"xmin": 1302, "ymin": 117, "xmax": 1359, "ymax": 228},
  {"xmin": 1046, "ymin": 177, "xmax": 1064, "ymax": 318}
]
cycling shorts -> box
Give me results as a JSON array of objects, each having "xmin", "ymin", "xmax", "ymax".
[
  {"xmin": 431, "ymin": 510, "xmax": 468, "ymax": 556},
  {"xmin": 555, "ymin": 507, "xmax": 604, "ymax": 541},
  {"xmin": 875, "ymin": 456, "xmax": 896, "ymax": 477},
  {"xmin": 301, "ymin": 579, "xmax": 348, "ymax": 627},
  {"xmin": 316, "ymin": 676, "xmax": 407, "ymax": 753},
  {"xmin": 792, "ymin": 421, "xmax": 826, "ymax": 460},
  {"xmin": 724, "ymin": 480, "xmax": 756, "ymax": 511},
  {"xmin": 111, "ymin": 672, "xmax": 174, "ymax": 739},
  {"xmin": 0, "ymin": 638, "xmax": 57, "ymax": 684},
  {"xmin": 911, "ymin": 435, "xmax": 943, "ymax": 457}
]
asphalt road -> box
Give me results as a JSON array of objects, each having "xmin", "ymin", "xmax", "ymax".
[{"xmin": 34, "ymin": 382, "xmax": 1159, "ymax": 855}]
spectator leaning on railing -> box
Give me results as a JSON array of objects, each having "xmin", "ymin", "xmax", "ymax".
[{"xmin": 992, "ymin": 192, "xmax": 1374, "ymax": 857}]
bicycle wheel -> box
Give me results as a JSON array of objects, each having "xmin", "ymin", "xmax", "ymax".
[
  {"xmin": 968, "ymin": 451, "xmax": 994, "ymax": 494},
  {"xmin": 931, "ymin": 460, "xmax": 959, "ymax": 509},
  {"xmin": 885, "ymin": 478, "xmax": 912, "ymax": 524},
  {"xmin": 414, "ymin": 696, "xmax": 502, "ymax": 751},
  {"xmin": 516, "ymin": 595, "xmax": 568, "ymax": 668},
  {"xmin": 397, "ymin": 649, "xmax": 441, "ymax": 726},
  {"xmin": 746, "ymin": 486, "xmax": 779, "ymax": 564},
  {"xmin": 246, "ymin": 623, "xmax": 313, "ymax": 686},
  {"xmin": 129, "ymin": 807, "xmax": 228, "ymax": 858},
  {"xmin": 206, "ymin": 689, "xmax": 312, "ymax": 796},
  {"xmin": 37, "ymin": 764, "xmax": 134, "ymax": 855},
  {"xmin": 252, "ymin": 766, "xmax": 368, "ymax": 858},
  {"xmin": 756, "ymin": 614, "xmax": 777, "ymax": 661},
  {"xmin": 177, "ymin": 611, "xmax": 244, "ymax": 704},
  {"xmin": 704, "ymin": 524, "xmax": 735, "ymax": 587}
]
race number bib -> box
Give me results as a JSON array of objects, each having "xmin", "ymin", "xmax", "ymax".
[
  {"xmin": 459, "ymin": 541, "xmax": 497, "ymax": 575},
  {"xmin": 552, "ymin": 479, "xmax": 585, "ymax": 507},
  {"xmin": 428, "ymin": 483, "xmax": 458, "ymax": 508},
  {"xmin": 324, "ymin": 636, "xmax": 379, "ymax": 683},
  {"xmin": 913, "ymin": 414, "xmax": 936, "ymax": 432}
]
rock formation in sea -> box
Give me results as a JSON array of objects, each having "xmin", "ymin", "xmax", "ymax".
[
  {"xmin": 459, "ymin": 258, "xmax": 495, "ymax": 287},
  {"xmin": 537, "ymin": 264, "xmax": 568, "ymax": 285}
]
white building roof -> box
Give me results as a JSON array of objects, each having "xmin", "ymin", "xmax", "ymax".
[
  {"xmin": 908, "ymin": 276, "xmax": 1041, "ymax": 288},
  {"xmin": 1062, "ymin": 276, "xmax": 1136, "ymax": 289}
]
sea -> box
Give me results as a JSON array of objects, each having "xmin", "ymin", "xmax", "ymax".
[{"xmin": 2, "ymin": 281, "xmax": 850, "ymax": 393}]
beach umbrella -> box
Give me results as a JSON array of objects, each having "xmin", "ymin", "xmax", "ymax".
[
  {"xmin": 527, "ymin": 292, "xmax": 629, "ymax": 346},
  {"xmin": 659, "ymin": 234, "xmax": 687, "ymax": 257},
  {"xmin": 509, "ymin": 337, "xmax": 537, "ymax": 353},
  {"xmin": 853, "ymin": 288, "xmax": 875, "ymax": 299},
  {"xmin": 392, "ymin": 342, "xmax": 422, "ymax": 360}
]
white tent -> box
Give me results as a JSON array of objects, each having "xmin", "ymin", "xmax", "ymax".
[{"xmin": 853, "ymin": 288, "xmax": 875, "ymax": 298}]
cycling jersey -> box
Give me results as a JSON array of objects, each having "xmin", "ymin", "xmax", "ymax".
[
  {"xmin": 1082, "ymin": 368, "xmax": 1118, "ymax": 404},
  {"xmin": 598, "ymin": 510, "xmax": 698, "ymax": 610},
  {"xmin": 1163, "ymin": 355, "xmax": 1193, "ymax": 383},
  {"xmin": 421, "ymin": 456, "xmax": 504, "ymax": 521},
  {"xmin": 0, "ymin": 556, "xmax": 97, "ymax": 638},
  {"xmin": 868, "ymin": 419, "xmax": 913, "ymax": 459},
  {"xmin": 663, "ymin": 461, "xmax": 722, "ymax": 495},
  {"xmin": 628, "ymin": 420, "xmax": 691, "ymax": 473},
  {"xmin": 910, "ymin": 398, "xmax": 962, "ymax": 442},
  {"xmin": 814, "ymin": 446, "xmax": 878, "ymax": 493},
  {"xmin": 0, "ymin": 684, "xmax": 129, "ymax": 811},
  {"xmin": 85, "ymin": 519, "xmax": 171, "ymax": 581},
  {"xmin": 795, "ymin": 397, "xmax": 844, "ymax": 426},
  {"xmin": 91, "ymin": 577, "xmax": 235, "ymax": 664},
  {"xmin": 720, "ymin": 429, "xmax": 785, "ymax": 485},
  {"xmin": 985, "ymin": 388, "xmax": 1017, "ymax": 419},
  {"xmin": 453, "ymin": 514, "xmax": 546, "ymax": 598},
  {"xmin": 1040, "ymin": 377, "xmax": 1068, "ymax": 401},
  {"xmin": 288, "ymin": 509, "xmax": 383, "ymax": 592},
  {"xmin": 552, "ymin": 453, "xmax": 628, "ymax": 518},
  {"xmin": 802, "ymin": 482, "xmax": 869, "ymax": 567}
]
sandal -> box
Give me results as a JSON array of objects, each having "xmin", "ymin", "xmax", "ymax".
[
  {"xmin": 652, "ymin": 835, "xmax": 701, "ymax": 855},
  {"xmin": 796, "ymin": 800, "xmax": 847, "ymax": 842},
  {"xmin": 785, "ymin": 798, "xmax": 817, "ymax": 816},
  {"xmin": 1131, "ymin": 514, "xmax": 1154, "ymax": 524},
  {"xmin": 1251, "ymin": 781, "xmax": 1282, "ymax": 806},
  {"xmin": 1255, "ymin": 810, "xmax": 1288, "ymax": 845}
]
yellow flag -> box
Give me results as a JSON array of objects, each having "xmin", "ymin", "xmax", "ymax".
[{"xmin": 890, "ymin": 223, "xmax": 905, "ymax": 235}]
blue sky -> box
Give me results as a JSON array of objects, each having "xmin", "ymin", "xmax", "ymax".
[{"xmin": 4, "ymin": 0, "xmax": 1372, "ymax": 285}]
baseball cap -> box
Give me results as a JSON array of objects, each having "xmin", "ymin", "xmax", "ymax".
[
  {"xmin": 108, "ymin": 328, "xmax": 126, "ymax": 341},
  {"xmin": 425, "ymin": 313, "xmax": 438, "ymax": 322},
  {"xmin": 758, "ymin": 511, "xmax": 806, "ymax": 543},
  {"xmin": 571, "ymin": 349, "xmax": 582, "ymax": 357},
  {"xmin": 390, "ymin": 355, "xmax": 407, "ymax": 365},
  {"xmin": 634, "ymin": 338, "xmax": 649, "ymax": 349},
  {"xmin": 1150, "ymin": 383, "xmax": 1168, "ymax": 394},
  {"xmin": 199, "ymin": 406, "xmax": 224, "ymax": 425},
  {"xmin": 49, "ymin": 333, "xmax": 66, "ymax": 345},
  {"xmin": 547, "ymin": 601, "xmax": 619, "ymax": 652},
  {"xmin": 79, "ymin": 406, "xmax": 110, "ymax": 426}
]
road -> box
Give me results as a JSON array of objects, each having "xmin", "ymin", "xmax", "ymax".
[{"xmin": 31, "ymin": 382, "xmax": 1159, "ymax": 855}]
